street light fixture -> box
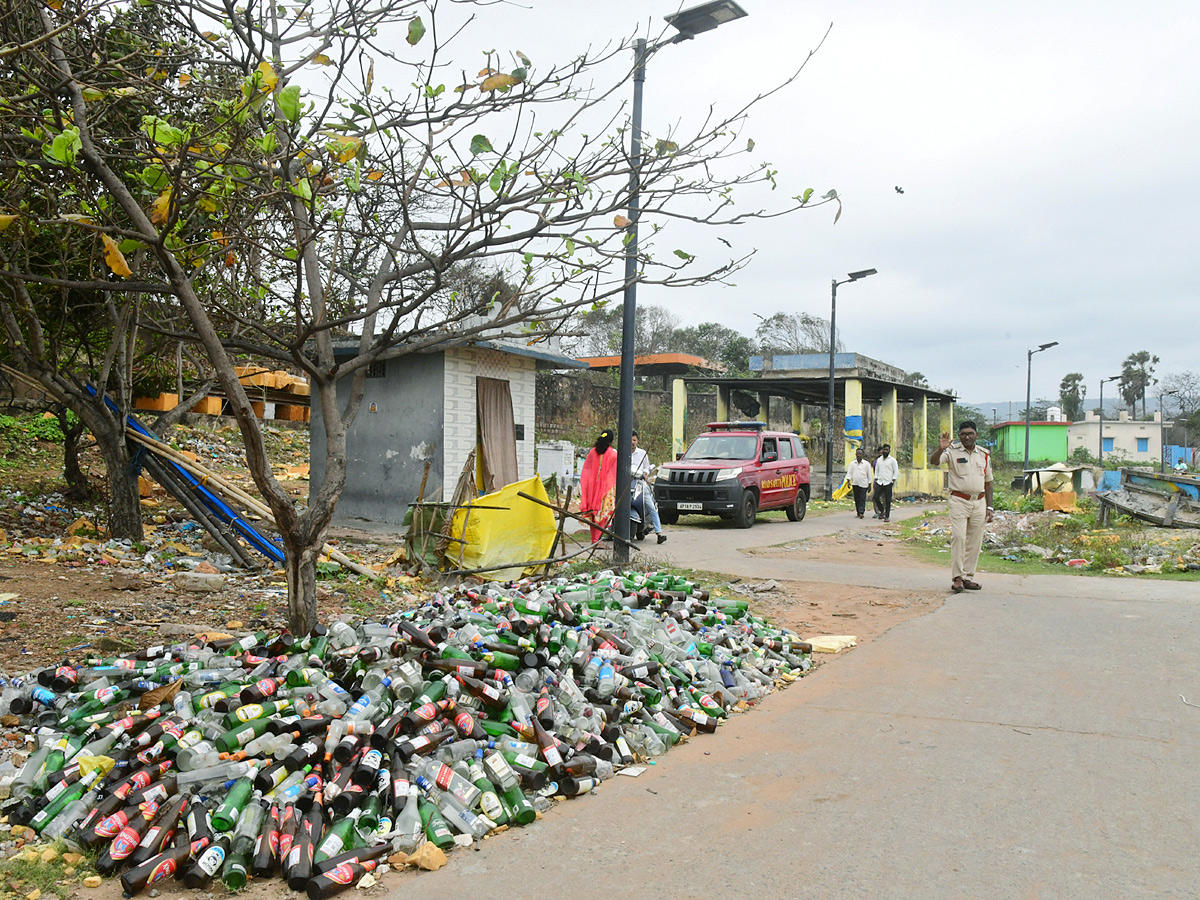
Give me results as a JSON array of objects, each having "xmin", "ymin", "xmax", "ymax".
[
  {"xmin": 613, "ymin": 1, "xmax": 748, "ymax": 562},
  {"xmin": 824, "ymin": 268, "xmax": 877, "ymax": 501},
  {"xmin": 1098, "ymin": 374, "xmax": 1120, "ymax": 462},
  {"xmin": 1023, "ymin": 341, "xmax": 1058, "ymax": 478},
  {"xmin": 1160, "ymin": 389, "xmax": 1180, "ymax": 473}
]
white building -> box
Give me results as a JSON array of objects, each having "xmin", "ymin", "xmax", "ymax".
[{"xmin": 1067, "ymin": 411, "xmax": 1167, "ymax": 463}]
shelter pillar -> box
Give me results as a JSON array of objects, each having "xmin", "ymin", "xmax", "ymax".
[
  {"xmin": 881, "ymin": 386, "xmax": 898, "ymax": 450},
  {"xmin": 843, "ymin": 377, "xmax": 863, "ymax": 468},
  {"xmin": 717, "ymin": 385, "xmax": 731, "ymax": 422},
  {"xmin": 672, "ymin": 378, "xmax": 687, "ymax": 460},
  {"xmin": 939, "ymin": 399, "xmax": 954, "ymax": 439},
  {"xmin": 791, "ymin": 401, "xmax": 805, "ymax": 435},
  {"xmin": 757, "ymin": 393, "xmax": 770, "ymax": 425},
  {"xmin": 914, "ymin": 396, "xmax": 928, "ymax": 469}
]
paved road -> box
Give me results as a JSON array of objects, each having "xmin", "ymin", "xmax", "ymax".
[{"xmin": 397, "ymin": 506, "xmax": 1200, "ymax": 898}]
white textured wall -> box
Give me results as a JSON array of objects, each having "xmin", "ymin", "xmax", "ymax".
[{"xmin": 442, "ymin": 348, "xmax": 537, "ymax": 495}]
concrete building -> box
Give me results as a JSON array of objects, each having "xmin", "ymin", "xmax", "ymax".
[
  {"xmin": 994, "ymin": 421, "xmax": 1070, "ymax": 463},
  {"xmin": 1068, "ymin": 410, "xmax": 1168, "ymax": 464},
  {"xmin": 310, "ymin": 338, "xmax": 584, "ymax": 530}
]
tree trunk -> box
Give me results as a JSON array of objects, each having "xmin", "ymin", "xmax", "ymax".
[
  {"xmin": 58, "ymin": 412, "xmax": 89, "ymax": 500},
  {"xmin": 283, "ymin": 537, "xmax": 319, "ymax": 636},
  {"xmin": 96, "ymin": 430, "xmax": 144, "ymax": 541}
]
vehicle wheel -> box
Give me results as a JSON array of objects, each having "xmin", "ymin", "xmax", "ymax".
[
  {"xmin": 733, "ymin": 491, "xmax": 757, "ymax": 529},
  {"xmin": 786, "ymin": 489, "xmax": 807, "ymax": 522},
  {"xmin": 660, "ymin": 510, "xmax": 679, "ymax": 526},
  {"xmin": 637, "ymin": 523, "xmax": 649, "ymax": 541}
]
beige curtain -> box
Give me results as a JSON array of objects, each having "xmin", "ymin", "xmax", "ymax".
[{"xmin": 477, "ymin": 377, "xmax": 519, "ymax": 493}]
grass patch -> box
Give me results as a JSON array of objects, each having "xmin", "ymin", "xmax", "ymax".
[{"xmin": 0, "ymin": 841, "xmax": 96, "ymax": 900}]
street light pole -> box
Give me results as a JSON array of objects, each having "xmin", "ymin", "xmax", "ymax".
[
  {"xmin": 824, "ymin": 268, "xmax": 877, "ymax": 501},
  {"xmin": 1099, "ymin": 374, "xmax": 1120, "ymax": 462},
  {"xmin": 1160, "ymin": 390, "xmax": 1179, "ymax": 473},
  {"xmin": 613, "ymin": 1, "xmax": 747, "ymax": 563},
  {"xmin": 1023, "ymin": 341, "xmax": 1058, "ymax": 476}
]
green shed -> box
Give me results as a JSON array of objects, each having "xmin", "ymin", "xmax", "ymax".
[{"xmin": 994, "ymin": 421, "xmax": 1071, "ymax": 464}]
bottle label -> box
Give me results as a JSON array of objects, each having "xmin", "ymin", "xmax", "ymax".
[
  {"xmin": 95, "ymin": 811, "xmax": 129, "ymax": 838},
  {"xmin": 147, "ymin": 858, "xmax": 177, "ymax": 884},
  {"xmin": 236, "ymin": 704, "xmax": 264, "ymax": 723},
  {"xmin": 543, "ymin": 745, "xmax": 563, "ymax": 768},
  {"xmin": 513, "ymin": 753, "xmax": 538, "ymax": 769},
  {"xmin": 138, "ymin": 825, "xmax": 162, "ymax": 850},
  {"xmin": 110, "ymin": 825, "xmax": 141, "ymax": 860},
  {"xmin": 361, "ymin": 749, "xmax": 382, "ymax": 771},
  {"xmin": 324, "ymin": 863, "xmax": 357, "ymax": 885},
  {"xmin": 197, "ymin": 845, "xmax": 225, "ymax": 876},
  {"xmin": 235, "ymin": 727, "xmax": 257, "ymax": 747},
  {"xmin": 316, "ymin": 832, "xmax": 345, "ymax": 858},
  {"xmin": 433, "ymin": 765, "xmax": 453, "ymax": 791}
]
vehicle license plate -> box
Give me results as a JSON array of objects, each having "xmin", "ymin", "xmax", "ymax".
[{"xmin": 678, "ymin": 502, "xmax": 703, "ymax": 511}]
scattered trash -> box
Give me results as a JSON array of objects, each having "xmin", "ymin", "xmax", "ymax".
[
  {"xmin": 803, "ymin": 635, "xmax": 857, "ymax": 653},
  {"xmin": 0, "ymin": 569, "xmax": 811, "ymax": 895}
]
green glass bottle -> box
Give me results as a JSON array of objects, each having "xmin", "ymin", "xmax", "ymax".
[
  {"xmin": 418, "ymin": 799, "xmax": 455, "ymax": 850},
  {"xmin": 211, "ymin": 769, "xmax": 260, "ymax": 832},
  {"xmin": 216, "ymin": 718, "xmax": 274, "ymax": 754}
]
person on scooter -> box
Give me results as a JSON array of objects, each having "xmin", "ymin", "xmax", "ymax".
[{"xmin": 631, "ymin": 431, "xmax": 667, "ymax": 544}]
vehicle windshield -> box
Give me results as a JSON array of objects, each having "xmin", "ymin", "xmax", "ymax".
[{"xmin": 683, "ymin": 434, "xmax": 759, "ymax": 461}]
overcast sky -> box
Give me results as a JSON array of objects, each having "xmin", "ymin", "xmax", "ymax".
[{"xmin": 426, "ymin": 1, "xmax": 1199, "ymax": 407}]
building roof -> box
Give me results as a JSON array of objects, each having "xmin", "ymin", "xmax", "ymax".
[
  {"xmin": 683, "ymin": 373, "xmax": 955, "ymax": 405},
  {"xmin": 579, "ymin": 352, "xmax": 725, "ymax": 374},
  {"xmin": 996, "ymin": 421, "xmax": 1072, "ymax": 427},
  {"xmin": 473, "ymin": 340, "xmax": 587, "ymax": 370}
]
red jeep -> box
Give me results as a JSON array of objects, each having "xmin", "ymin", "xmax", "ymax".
[{"xmin": 653, "ymin": 422, "xmax": 810, "ymax": 528}]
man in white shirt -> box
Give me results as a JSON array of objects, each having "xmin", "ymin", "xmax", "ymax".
[
  {"xmin": 846, "ymin": 447, "xmax": 874, "ymax": 519},
  {"xmin": 631, "ymin": 431, "xmax": 666, "ymax": 544},
  {"xmin": 873, "ymin": 443, "xmax": 899, "ymax": 522}
]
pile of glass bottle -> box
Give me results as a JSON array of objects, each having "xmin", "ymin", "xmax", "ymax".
[{"xmin": 1, "ymin": 570, "xmax": 810, "ymax": 898}]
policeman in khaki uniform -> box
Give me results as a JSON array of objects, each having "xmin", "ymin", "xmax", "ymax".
[{"xmin": 929, "ymin": 420, "xmax": 993, "ymax": 593}]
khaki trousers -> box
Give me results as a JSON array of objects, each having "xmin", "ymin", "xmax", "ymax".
[{"xmin": 948, "ymin": 494, "xmax": 986, "ymax": 581}]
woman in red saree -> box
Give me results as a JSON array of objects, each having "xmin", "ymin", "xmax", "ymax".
[{"xmin": 579, "ymin": 429, "xmax": 617, "ymax": 543}]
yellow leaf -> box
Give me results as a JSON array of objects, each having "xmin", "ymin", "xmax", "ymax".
[
  {"xmin": 201, "ymin": 31, "xmax": 219, "ymax": 41},
  {"xmin": 366, "ymin": 170, "xmax": 383, "ymax": 181},
  {"xmin": 178, "ymin": 73, "xmax": 192, "ymax": 86},
  {"xmin": 46, "ymin": 0, "xmax": 63, "ymax": 8},
  {"xmin": 102, "ymin": 235, "xmax": 132, "ymax": 278},
  {"xmin": 477, "ymin": 67, "xmax": 498, "ymax": 78},
  {"xmin": 198, "ymin": 196, "xmax": 218, "ymax": 213},
  {"xmin": 613, "ymin": 215, "xmax": 630, "ymax": 228},
  {"xmin": 366, "ymin": 59, "xmax": 374, "ymax": 94},
  {"xmin": 256, "ymin": 61, "xmax": 278, "ymax": 93},
  {"xmin": 211, "ymin": 230, "xmax": 228, "ymax": 246},
  {"xmin": 312, "ymin": 53, "xmax": 332, "ymax": 66},
  {"xmin": 480, "ymin": 73, "xmax": 518, "ymax": 92},
  {"xmin": 0, "ymin": 214, "xmax": 17, "ymax": 232},
  {"xmin": 80, "ymin": 88, "xmax": 104, "ymax": 102},
  {"xmin": 328, "ymin": 136, "xmax": 362, "ymax": 163},
  {"xmin": 149, "ymin": 189, "xmax": 172, "ymax": 225}
]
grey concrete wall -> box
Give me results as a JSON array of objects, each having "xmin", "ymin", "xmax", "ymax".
[{"xmin": 310, "ymin": 353, "xmax": 445, "ymax": 531}]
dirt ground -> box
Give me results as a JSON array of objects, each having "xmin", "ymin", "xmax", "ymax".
[{"xmin": 730, "ymin": 528, "xmax": 945, "ymax": 649}]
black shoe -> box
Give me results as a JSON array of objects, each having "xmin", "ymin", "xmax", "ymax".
[{"xmin": 657, "ymin": 533, "xmax": 667, "ymax": 544}]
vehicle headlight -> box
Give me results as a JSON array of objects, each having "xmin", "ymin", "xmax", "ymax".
[
  {"xmin": 716, "ymin": 467, "xmax": 742, "ymax": 481},
  {"xmin": 655, "ymin": 469, "xmax": 670, "ymax": 481}
]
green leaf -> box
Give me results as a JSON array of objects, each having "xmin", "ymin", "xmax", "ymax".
[
  {"xmin": 140, "ymin": 117, "xmax": 183, "ymax": 147},
  {"xmin": 283, "ymin": 248, "xmax": 299, "ymax": 260},
  {"xmin": 469, "ymin": 134, "xmax": 493, "ymax": 156},
  {"xmin": 47, "ymin": 127, "xmax": 82, "ymax": 165},
  {"xmin": 288, "ymin": 177, "xmax": 312, "ymax": 200},
  {"xmin": 801, "ymin": 187, "xmax": 814, "ymax": 204},
  {"xmin": 407, "ymin": 16, "xmax": 426, "ymax": 45},
  {"xmin": 489, "ymin": 169, "xmax": 504, "ymax": 193},
  {"xmin": 565, "ymin": 238, "xmax": 575, "ymax": 255},
  {"xmin": 673, "ymin": 249, "xmax": 693, "ymax": 261},
  {"xmin": 139, "ymin": 165, "xmax": 169, "ymax": 190},
  {"xmin": 277, "ymin": 85, "xmax": 302, "ymax": 122},
  {"xmin": 655, "ymin": 139, "xmax": 678, "ymax": 157}
]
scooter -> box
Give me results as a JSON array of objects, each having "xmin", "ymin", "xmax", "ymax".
[{"xmin": 630, "ymin": 474, "xmax": 651, "ymax": 541}]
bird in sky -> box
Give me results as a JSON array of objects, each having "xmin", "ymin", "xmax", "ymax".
[{"xmin": 895, "ymin": 186, "xmax": 904, "ymax": 194}]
